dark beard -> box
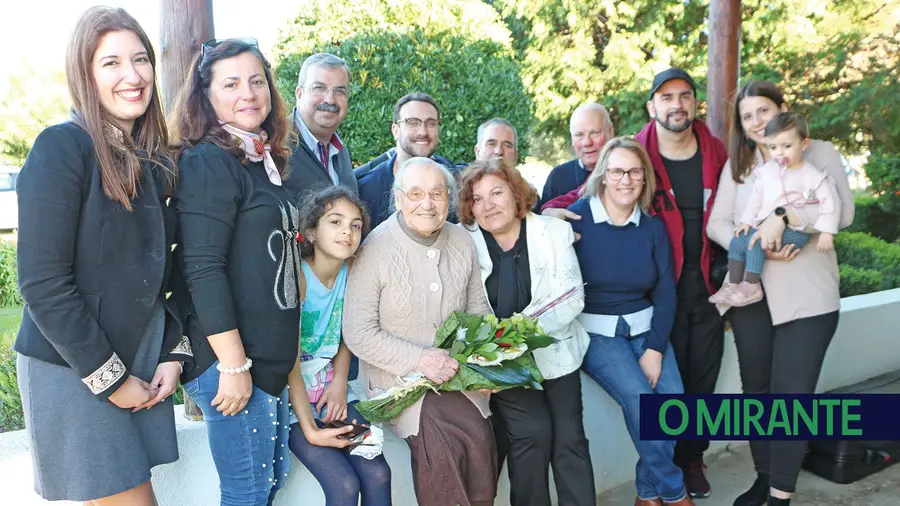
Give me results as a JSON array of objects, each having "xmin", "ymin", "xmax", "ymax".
[{"xmin": 656, "ymin": 111, "xmax": 693, "ymax": 133}]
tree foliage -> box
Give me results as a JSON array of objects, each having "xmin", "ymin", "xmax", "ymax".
[
  {"xmin": 271, "ymin": 0, "xmax": 535, "ymax": 166},
  {"xmin": 488, "ymin": 0, "xmax": 899, "ymax": 166},
  {"xmin": 0, "ymin": 64, "xmax": 69, "ymax": 166}
]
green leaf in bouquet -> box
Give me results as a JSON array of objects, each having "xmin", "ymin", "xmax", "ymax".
[
  {"xmin": 523, "ymin": 332, "xmax": 560, "ymax": 351},
  {"xmin": 477, "ymin": 342, "xmax": 498, "ymax": 353},
  {"xmin": 495, "ymin": 337, "xmax": 517, "ymax": 348},
  {"xmin": 441, "ymin": 363, "xmax": 497, "ymax": 391},
  {"xmin": 465, "ymin": 359, "xmax": 543, "ymax": 390},
  {"xmin": 474, "ymin": 322, "xmax": 493, "ymax": 343},
  {"xmin": 479, "ymin": 350, "xmax": 498, "ymax": 361},
  {"xmin": 355, "ymin": 387, "xmax": 428, "ymax": 423},
  {"xmin": 449, "ymin": 339, "xmax": 466, "ymax": 357},
  {"xmin": 453, "ymin": 354, "xmax": 468, "ymax": 363},
  {"xmin": 434, "ymin": 312, "xmax": 464, "ymax": 349}
]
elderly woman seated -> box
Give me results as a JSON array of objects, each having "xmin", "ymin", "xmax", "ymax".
[{"xmin": 342, "ymin": 157, "xmax": 498, "ymax": 506}]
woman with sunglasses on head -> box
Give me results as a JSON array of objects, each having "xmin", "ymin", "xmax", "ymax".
[
  {"xmin": 14, "ymin": 7, "xmax": 189, "ymax": 506},
  {"xmin": 170, "ymin": 38, "xmax": 349, "ymax": 506}
]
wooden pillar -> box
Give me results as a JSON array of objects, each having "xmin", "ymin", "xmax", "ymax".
[
  {"xmin": 706, "ymin": 0, "xmax": 741, "ymax": 142},
  {"xmin": 159, "ymin": 0, "xmax": 214, "ymax": 421},
  {"xmin": 159, "ymin": 0, "xmax": 214, "ymax": 113}
]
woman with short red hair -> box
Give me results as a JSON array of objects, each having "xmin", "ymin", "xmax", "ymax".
[{"xmin": 457, "ymin": 158, "xmax": 595, "ymax": 506}]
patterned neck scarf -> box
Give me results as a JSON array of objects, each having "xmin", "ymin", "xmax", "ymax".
[{"xmin": 220, "ymin": 123, "xmax": 282, "ymax": 186}]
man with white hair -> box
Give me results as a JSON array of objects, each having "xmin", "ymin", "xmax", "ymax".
[
  {"xmin": 289, "ymin": 53, "xmax": 359, "ymax": 195},
  {"xmin": 536, "ymin": 103, "xmax": 614, "ymax": 209}
]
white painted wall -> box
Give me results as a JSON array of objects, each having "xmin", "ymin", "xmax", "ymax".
[{"xmin": 2, "ymin": 288, "xmax": 899, "ymax": 506}]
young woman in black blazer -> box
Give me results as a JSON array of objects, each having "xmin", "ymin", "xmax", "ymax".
[
  {"xmin": 170, "ymin": 38, "xmax": 324, "ymax": 506},
  {"xmin": 14, "ymin": 7, "xmax": 190, "ymax": 506}
]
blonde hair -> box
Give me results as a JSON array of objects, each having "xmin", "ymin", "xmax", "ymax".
[{"xmin": 580, "ymin": 136, "xmax": 656, "ymax": 212}]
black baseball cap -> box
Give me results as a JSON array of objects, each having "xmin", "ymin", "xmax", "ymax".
[{"xmin": 648, "ymin": 68, "xmax": 697, "ymax": 100}]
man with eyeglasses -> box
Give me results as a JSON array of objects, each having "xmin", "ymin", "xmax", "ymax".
[
  {"xmin": 535, "ymin": 103, "xmax": 615, "ymax": 211},
  {"xmin": 289, "ymin": 53, "xmax": 358, "ymax": 195},
  {"xmin": 541, "ymin": 69, "xmax": 730, "ymax": 501},
  {"xmin": 356, "ymin": 92, "xmax": 461, "ymax": 229}
]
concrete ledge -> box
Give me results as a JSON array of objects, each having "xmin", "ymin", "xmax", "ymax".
[{"xmin": 3, "ymin": 288, "xmax": 899, "ymax": 505}]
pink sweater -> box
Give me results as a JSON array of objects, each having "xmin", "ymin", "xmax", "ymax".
[
  {"xmin": 707, "ymin": 140, "xmax": 855, "ymax": 325},
  {"xmin": 342, "ymin": 213, "xmax": 491, "ymax": 439},
  {"xmin": 740, "ymin": 160, "xmax": 840, "ymax": 234}
]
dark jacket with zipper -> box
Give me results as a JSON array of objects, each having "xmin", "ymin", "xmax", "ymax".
[{"xmin": 14, "ymin": 121, "xmax": 191, "ymax": 400}]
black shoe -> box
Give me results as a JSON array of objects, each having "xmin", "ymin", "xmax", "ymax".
[
  {"xmin": 766, "ymin": 497, "xmax": 790, "ymax": 506},
  {"xmin": 732, "ymin": 473, "xmax": 768, "ymax": 506}
]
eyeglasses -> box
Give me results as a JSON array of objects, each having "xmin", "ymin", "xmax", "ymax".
[
  {"xmin": 396, "ymin": 117, "xmax": 440, "ymax": 129},
  {"xmin": 304, "ymin": 84, "xmax": 349, "ymax": 99},
  {"xmin": 201, "ymin": 37, "xmax": 260, "ymax": 57},
  {"xmin": 606, "ymin": 168, "xmax": 645, "ymax": 181},
  {"xmin": 401, "ymin": 187, "xmax": 450, "ymax": 202}
]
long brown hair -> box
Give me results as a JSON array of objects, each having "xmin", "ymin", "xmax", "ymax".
[
  {"xmin": 169, "ymin": 39, "xmax": 291, "ymax": 175},
  {"xmin": 66, "ymin": 6, "xmax": 174, "ymax": 210},
  {"xmin": 728, "ymin": 80, "xmax": 786, "ymax": 183}
]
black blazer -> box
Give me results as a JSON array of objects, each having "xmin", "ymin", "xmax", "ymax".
[{"xmin": 14, "ymin": 121, "xmax": 191, "ymax": 400}]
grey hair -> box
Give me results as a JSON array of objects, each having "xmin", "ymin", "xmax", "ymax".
[
  {"xmin": 297, "ymin": 53, "xmax": 351, "ymax": 87},
  {"xmin": 476, "ymin": 117, "xmax": 519, "ymax": 151},
  {"xmin": 390, "ymin": 157, "xmax": 457, "ymax": 213},
  {"xmin": 569, "ymin": 102, "xmax": 614, "ymax": 136}
]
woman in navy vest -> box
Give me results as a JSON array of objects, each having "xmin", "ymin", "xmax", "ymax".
[{"xmin": 567, "ymin": 137, "xmax": 692, "ymax": 506}]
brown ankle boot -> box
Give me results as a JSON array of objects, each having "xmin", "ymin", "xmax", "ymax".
[
  {"xmin": 664, "ymin": 494, "xmax": 695, "ymax": 505},
  {"xmin": 634, "ymin": 497, "xmax": 663, "ymax": 506}
]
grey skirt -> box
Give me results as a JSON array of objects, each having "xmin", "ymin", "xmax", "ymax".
[{"xmin": 17, "ymin": 300, "xmax": 178, "ymax": 501}]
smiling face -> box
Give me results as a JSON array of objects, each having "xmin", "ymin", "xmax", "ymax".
[
  {"xmin": 474, "ymin": 123, "xmax": 518, "ymax": 168},
  {"xmin": 296, "ymin": 64, "xmax": 349, "ymax": 140},
  {"xmin": 92, "ymin": 30, "xmax": 154, "ymax": 134},
  {"xmin": 470, "ymin": 174, "xmax": 518, "ymax": 235},
  {"xmin": 207, "ymin": 51, "xmax": 272, "ymax": 133},
  {"xmin": 395, "ymin": 162, "xmax": 450, "ymax": 236},
  {"xmin": 765, "ymin": 128, "xmax": 809, "ymax": 169},
  {"xmin": 392, "ymin": 100, "xmax": 439, "ymax": 159},
  {"xmin": 602, "ymin": 147, "xmax": 646, "ymax": 210},
  {"xmin": 647, "ymin": 79, "xmax": 696, "ymax": 133},
  {"xmin": 570, "ymin": 109, "xmax": 612, "ymax": 170},
  {"xmin": 739, "ymin": 95, "xmax": 785, "ymax": 146},
  {"xmin": 308, "ymin": 198, "xmax": 363, "ymax": 261}
]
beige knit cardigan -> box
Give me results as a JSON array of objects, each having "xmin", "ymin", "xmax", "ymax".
[{"xmin": 342, "ymin": 213, "xmax": 492, "ymax": 438}]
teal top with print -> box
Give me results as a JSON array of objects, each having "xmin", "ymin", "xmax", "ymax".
[{"xmin": 298, "ymin": 258, "xmax": 349, "ymax": 405}]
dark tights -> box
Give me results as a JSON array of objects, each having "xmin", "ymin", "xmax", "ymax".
[{"xmin": 288, "ymin": 403, "xmax": 392, "ymax": 506}]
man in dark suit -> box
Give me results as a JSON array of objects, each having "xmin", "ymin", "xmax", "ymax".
[{"xmin": 289, "ymin": 53, "xmax": 358, "ymax": 196}]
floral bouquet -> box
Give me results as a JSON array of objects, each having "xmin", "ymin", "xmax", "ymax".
[{"xmin": 355, "ymin": 286, "xmax": 581, "ymax": 423}]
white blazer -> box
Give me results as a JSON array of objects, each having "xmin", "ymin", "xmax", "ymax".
[{"xmin": 466, "ymin": 212, "xmax": 590, "ymax": 380}]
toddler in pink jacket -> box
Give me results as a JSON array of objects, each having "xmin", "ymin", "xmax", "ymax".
[{"xmin": 710, "ymin": 112, "xmax": 839, "ymax": 307}]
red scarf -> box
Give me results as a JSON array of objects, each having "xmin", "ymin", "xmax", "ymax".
[{"xmin": 635, "ymin": 119, "xmax": 728, "ymax": 294}]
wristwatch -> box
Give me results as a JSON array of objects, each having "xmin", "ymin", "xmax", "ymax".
[{"xmin": 774, "ymin": 206, "xmax": 789, "ymax": 225}]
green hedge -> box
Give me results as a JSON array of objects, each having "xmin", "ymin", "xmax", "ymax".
[
  {"xmin": 0, "ymin": 239, "xmax": 22, "ymax": 308},
  {"xmin": 847, "ymin": 194, "xmax": 900, "ymax": 243},
  {"xmin": 274, "ymin": 29, "xmax": 535, "ymax": 167},
  {"xmin": 835, "ymin": 232, "xmax": 900, "ymax": 297}
]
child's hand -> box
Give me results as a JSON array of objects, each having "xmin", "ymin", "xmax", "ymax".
[
  {"xmin": 817, "ymin": 233, "xmax": 834, "ymax": 252},
  {"xmin": 734, "ymin": 223, "xmax": 751, "ymax": 237},
  {"xmin": 317, "ymin": 379, "xmax": 349, "ymax": 424}
]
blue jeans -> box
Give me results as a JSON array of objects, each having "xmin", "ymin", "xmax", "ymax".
[
  {"xmin": 729, "ymin": 227, "xmax": 810, "ymax": 275},
  {"xmin": 581, "ymin": 317, "xmax": 688, "ymax": 502},
  {"xmin": 184, "ymin": 363, "xmax": 292, "ymax": 506},
  {"xmin": 288, "ymin": 402, "xmax": 392, "ymax": 506}
]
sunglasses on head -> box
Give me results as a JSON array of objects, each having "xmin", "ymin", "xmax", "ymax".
[{"xmin": 200, "ymin": 37, "xmax": 259, "ymax": 57}]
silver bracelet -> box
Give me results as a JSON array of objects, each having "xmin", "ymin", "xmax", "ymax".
[{"xmin": 216, "ymin": 358, "xmax": 253, "ymax": 375}]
